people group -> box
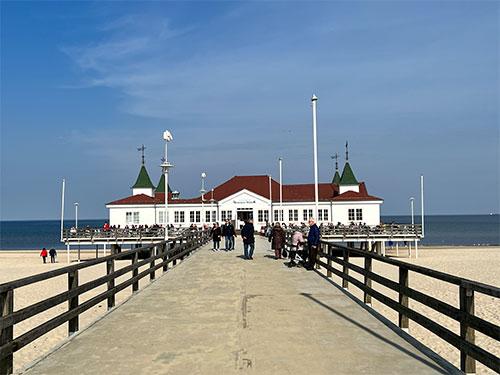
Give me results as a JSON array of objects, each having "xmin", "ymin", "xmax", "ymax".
[
  {"xmin": 209, "ymin": 217, "xmax": 321, "ymax": 269},
  {"xmin": 40, "ymin": 247, "xmax": 57, "ymax": 263}
]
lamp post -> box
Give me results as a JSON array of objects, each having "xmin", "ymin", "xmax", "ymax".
[
  {"xmin": 311, "ymin": 94, "xmax": 319, "ymax": 219},
  {"xmin": 74, "ymin": 202, "xmax": 79, "ymax": 229},
  {"xmin": 278, "ymin": 157, "xmax": 283, "ymax": 221},
  {"xmin": 161, "ymin": 130, "xmax": 174, "ymax": 241},
  {"xmin": 409, "ymin": 197, "xmax": 415, "ymax": 226},
  {"xmin": 201, "ymin": 172, "xmax": 206, "ymax": 225},
  {"xmin": 420, "ymin": 175, "xmax": 425, "ymax": 238}
]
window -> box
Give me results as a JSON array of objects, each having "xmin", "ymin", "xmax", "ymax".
[
  {"xmin": 212, "ymin": 211, "xmax": 217, "ymax": 222},
  {"xmin": 318, "ymin": 209, "xmax": 328, "ymax": 221},
  {"xmin": 195, "ymin": 211, "xmax": 201, "ymax": 223},
  {"xmin": 288, "ymin": 209, "xmax": 298, "ymax": 222},
  {"xmin": 264, "ymin": 210, "xmax": 269, "ymax": 222},
  {"xmin": 221, "ymin": 211, "xmax": 226, "ymax": 221},
  {"xmin": 205, "ymin": 211, "xmax": 211, "ymax": 223},
  {"xmin": 126, "ymin": 212, "xmax": 132, "ymax": 224},
  {"xmin": 159, "ymin": 211, "xmax": 165, "ymax": 224},
  {"xmin": 190, "ymin": 211, "xmax": 195, "ymax": 222},
  {"xmin": 221, "ymin": 210, "xmax": 232, "ymax": 221},
  {"xmin": 174, "ymin": 211, "xmax": 184, "ymax": 223},
  {"xmin": 348, "ymin": 209, "xmax": 355, "ymax": 221},
  {"xmin": 303, "ymin": 209, "xmax": 313, "ymax": 221},
  {"xmin": 133, "ymin": 212, "xmax": 140, "ymax": 224},
  {"xmin": 274, "ymin": 210, "xmax": 283, "ymax": 222},
  {"xmin": 356, "ymin": 209, "xmax": 363, "ymax": 221},
  {"xmin": 257, "ymin": 210, "xmax": 269, "ymax": 222}
]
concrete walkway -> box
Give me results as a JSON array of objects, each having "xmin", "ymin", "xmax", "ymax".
[{"xmin": 25, "ymin": 236, "xmax": 451, "ymax": 374}]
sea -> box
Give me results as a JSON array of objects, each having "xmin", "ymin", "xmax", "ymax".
[{"xmin": 0, "ymin": 215, "xmax": 498, "ymax": 250}]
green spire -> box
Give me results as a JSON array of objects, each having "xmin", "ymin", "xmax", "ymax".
[
  {"xmin": 155, "ymin": 174, "xmax": 172, "ymax": 193},
  {"xmin": 332, "ymin": 170, "xmax": 341, "ymax": 184},
  {"xmin": 339, "ymin": 162, "xmax": 358, "ymax": 185},
  {"xmin": 132, "ymin": 165, "xmax": 155, "ymax": 189}
]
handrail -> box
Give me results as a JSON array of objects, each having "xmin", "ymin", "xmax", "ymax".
[
  {"xmin": 0, "ymin": 230, "xmax": 211, "ymax": 375},
  {"xmin": 284, "ymin": 232, "xmax": 500, "ymax": 373}
]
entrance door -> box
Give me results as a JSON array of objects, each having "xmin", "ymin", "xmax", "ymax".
[{"xmin": 237, "ymin": 210, "xmax": 253, "ymax": 222}]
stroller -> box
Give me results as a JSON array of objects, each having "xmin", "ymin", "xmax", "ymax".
[{"xmin": 285, "ymin": 242, "xmax": 307, "ymax": 268}]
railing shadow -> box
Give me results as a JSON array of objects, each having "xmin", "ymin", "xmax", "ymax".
[{"xmin": 300, "ymin": 292, "xmax": 457, "ymax": 375}]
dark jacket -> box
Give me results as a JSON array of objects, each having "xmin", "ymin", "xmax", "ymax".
[
  {"xmin": 271, "ymin": 227, "xmax": 285, "ymax": 250},
  {"xmin": 221, "ymin": 224, "xmax": 227, "ymax": 236},
  {"xmin": 307, "ymin": 224, "xmax": 320, "ymax": 246},
  {"xmin": 49, "ymin": 248, "xmax": 57, "ymax": 257},
  {"xmin": 212, "ymin": 227, "xmax": 222, "ymax": 241},
  {"xmin": 226, "ymin": 224, "xmax": 236, "ymax": 237},
  {"xmin": 240, "ymin": 222, "xmax": 255, "ymax": 244}
]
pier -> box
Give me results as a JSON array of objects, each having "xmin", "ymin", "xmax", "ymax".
[{"xmin": 1, "ymin": 235, "xmax": 498, "ymax": 374}]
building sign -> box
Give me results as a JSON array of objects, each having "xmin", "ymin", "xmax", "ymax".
[{"xmin": 233, "ymin": 199, "xmax": 256, "ymax": 204}]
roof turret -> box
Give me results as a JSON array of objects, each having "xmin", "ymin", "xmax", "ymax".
[
  {"xmin": 339, "ymin": 162, "xmax": 358, "ymax": 185},
  {"xmin": 155, "ymin": 174, "xmax": 172, "ymax": 193},
  {"xmin": 132, "ymin": 165, "xmax": 155, "ymax": 189}
]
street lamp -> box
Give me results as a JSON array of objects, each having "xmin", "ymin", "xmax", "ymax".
[
  {"xmin": 409, "ymin": 197, "xmax": 415, "ymax": 226},
  {"xmin": 161, "ymin": 130, "xmax": 174, "ymax": 241},
  {"xmin": 311, "ymin": 94, "xmax": 319, "ymax": 220},
  {"xmin": 74, "ymin": 202, "xmax": 79, "ymax": 229},
  {"xmin": 201, "ymin": 172, "xmax": 207, "ymax": 225},
  {"xmin": 278, "ymin": 157, "xmax": 283, "ymax": 221}
]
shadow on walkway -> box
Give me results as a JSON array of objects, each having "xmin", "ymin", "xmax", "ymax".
[{"xmin": 301, "ymin": 293, "xmax": 451, "ymax": 374}]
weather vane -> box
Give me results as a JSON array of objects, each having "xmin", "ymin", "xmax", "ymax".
[
  {"xmin": 331, "ymin": 153, "xmax": 339, "ymax": 170},
  {"xmin": 137, "ymin": 144, "xmax": 146, "ymax": 165}
]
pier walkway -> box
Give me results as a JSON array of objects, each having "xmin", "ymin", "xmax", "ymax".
[{"xmin": 25, "ymin": 236, "xmax": 450, "ymax": 374}]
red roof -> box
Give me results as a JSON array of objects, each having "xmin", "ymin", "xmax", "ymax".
[{"xmin": 107, "ymin": 176, "xmax": 382, "ymax": 205}]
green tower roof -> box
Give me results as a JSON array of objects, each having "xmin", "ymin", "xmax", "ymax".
[
  {"xmin": 339, "ymin": 162, "xmax": 358, "ymax": 185},
  {"xmin": 132, "ymin": 165, "xmax": 155, "ymax": 189},
  {"xmin": 332, "ymin": 170, "xmax": 341, "ymax": 184},
  {"xmin": 155, "ymin": 174, "xmax": 172, "ymax": 193}
]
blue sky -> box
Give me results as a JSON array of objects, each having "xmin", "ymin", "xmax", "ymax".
[{"xmin": 1, "ymin": 1, "xmax": 498, "ymax": 220}]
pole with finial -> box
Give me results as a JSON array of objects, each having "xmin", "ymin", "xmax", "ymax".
[
  {"xmin": 161, "ymin": 132, "xmax": 173, "ymax": 241},
  {"xmin": 311, "ymin": 94, "xmax": 319, "ymax": 220},
  {"xmin": 137, "ymin": 144, "xmax": 146, "ymax": 165},
  {"xmin": 345, "ymin": 141, "xmax": 349, "ymax": 162},
  {"xmin": 331, "ymin": 152, "xmax": 339, "ymax": 171}
]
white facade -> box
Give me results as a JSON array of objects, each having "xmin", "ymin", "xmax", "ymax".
[
  {"xmin": 107, "ymin": 189, "xmax": 381, "ymax": 228},
  {"xmin": 132, "ymin": 187, "xmax": 154, "ymax": 197}
]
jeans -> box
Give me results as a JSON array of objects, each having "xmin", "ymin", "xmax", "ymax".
[
  {"xmin": 243, "ymin": 243, "xmax": 254, "ymax": 259},
  {"xmin": 213, "ymin": 240, "xmax": 220, "ymax": 250},
  {"xmin": 225, "ymin": 236, "xmax": 234, "ymax": 250}
]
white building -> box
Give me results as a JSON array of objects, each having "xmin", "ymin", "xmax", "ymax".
[{"xmin": 106, "ymin": 157, "xmax": 383, "ymax": 229}]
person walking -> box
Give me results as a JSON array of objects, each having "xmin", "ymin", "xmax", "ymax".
[
  {"xmin": 226, "ymin": 220, "xmax": 236, "ymax": 251},
  {"xmin": 271, "ymin": 222, "xmax": 286, "ymax": 260},
  {"xmin": 221, "ymin": 221, "xmax": 228, "ymax": 250},
  {"xmin": 305, "ymin": 218, "xmax": 320, "ymax": 270},
  {"xmin": 49, "ymin": 248, "xmax": 57, "ymax": 263},
  {"xmin": 40, "ymin": 247, "xmax": 48, "ymax": 264},
  {"xmin": 212, "ymin": 223, "xmax": 222, "ymax": 251},
  {"xmin": 241, "ymin": 219, "xmax": 255, "ymax": 260}
]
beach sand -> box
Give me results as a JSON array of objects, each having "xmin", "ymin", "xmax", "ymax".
[{"xmin": 1, "ymin": 246, "xmax": 499, "ymax": 373}]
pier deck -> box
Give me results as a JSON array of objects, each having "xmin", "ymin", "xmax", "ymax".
[{"xmin": 25, "ymin": 236, "xmax": 449, "ymax": 374}]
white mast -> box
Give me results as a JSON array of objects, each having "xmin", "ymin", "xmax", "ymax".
[
  {"xmin": 311, "ymin": 94, "xmax": 319, "ymax": 219},
  {"xmin": 268, "ymin": 174, "xmax": 272, "ymax": 223},
  {"xmin": 60, "ymin": 178, "xmax": 65, "ymax": 242},
  {"xmin": 420, "ymin": 175, "xmax": 425, "ymax": 238},
  {"xmin": 162, "ymin": 131, "xmax": 173, "ymax": 241},
  {"xmin": 279, "ymin": 157, "xmax": 283, "ymax": 221}
]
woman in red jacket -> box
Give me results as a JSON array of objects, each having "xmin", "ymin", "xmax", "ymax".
[{"xmin": 40, "ymin": 248, "xmax": 48, "ymax": 264}]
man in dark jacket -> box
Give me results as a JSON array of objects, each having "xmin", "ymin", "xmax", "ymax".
[
  {"xmin": 240, "ymin": 220, "xmax": 255, "ymax": 260},
  {"xmin": 305, "ymin": 218, "xmax": 320, "ymax": 270},
  {"xmin": 225, "ymin": 220, "xmax": 236, "ymax": 251}
]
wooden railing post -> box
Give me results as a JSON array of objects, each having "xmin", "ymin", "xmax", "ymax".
[
  {"xmin": 327, "ymin": 244, "xmax": 332, "ymax": 278},
  {"xmin": 150, "ymin": 245, "xmax": 156, "ymax": 281},
  {"xmin": 315, "ymin": 243, "xmax": 321, "ymax": 270},
  {"xmin": 0, "ymin": 290, "xmax": 14, "ymax": 375},
  {"xmin": 68, "ymin": 270, "xmax": 79, "ymax": 335},
  {"xmin": 364, "ymin": 256, "xmax": 372, "ymax": 305},
  {"xmin": 162, "ymin": 242, "xmax": 169, "ymax": 273},
  {"xmin": 341, "ymin": 248, "xmax": 349, "ymax": 289},
  {"xmin": 106, "ymin": 258, "xmax": 115, "ymax": 310},
  {"xmin": 132, "ymin": 251, "xmax": 139, "ymax": 292},
  {"xmin": 398, "ymin": 267, "xmax": 409, "ymax": 331},
  {"xmin": 172, "ymin": 240, "xmax": 178, "ymax": 266},
  {"xmin": 460, "ymin": 284, "xmax": 476, "ymax": 374}
]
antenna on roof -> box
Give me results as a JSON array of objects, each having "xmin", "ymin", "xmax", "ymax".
[
  {"xmin": 137, "ymin": 144, "xmax": 146, "ymax": 165},
  {"xmin": 331, "ymin": 153, "xmax": 339, "ymax": 171},
  {"xmin": 345, "ymin": 141, "xmax": 349, "ymax": 162}
]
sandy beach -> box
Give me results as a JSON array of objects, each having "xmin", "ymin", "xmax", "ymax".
[{"xmin": 1, "ymin": 246, "xmax": 499, "ymax": 373}]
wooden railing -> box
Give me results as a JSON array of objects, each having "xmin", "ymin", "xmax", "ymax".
[
  {"xmin": 0, "ymin": 230, "xmax": 210, "ymax": 375},
  {"xmin": 299, "ymin": 239, "xmax": 499, "ymax": 374},
  {"xmin": 62, "ymin": 226, "xmax": 192, "ymax": 242},
  {"xmin": 320, "ymin": 223, "xmax": 422, "ymax": 238}
]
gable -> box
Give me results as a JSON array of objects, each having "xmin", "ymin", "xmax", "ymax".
[{"xmin": 218, "ymin": 189, "xmax": 270, "ymax": 205}]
